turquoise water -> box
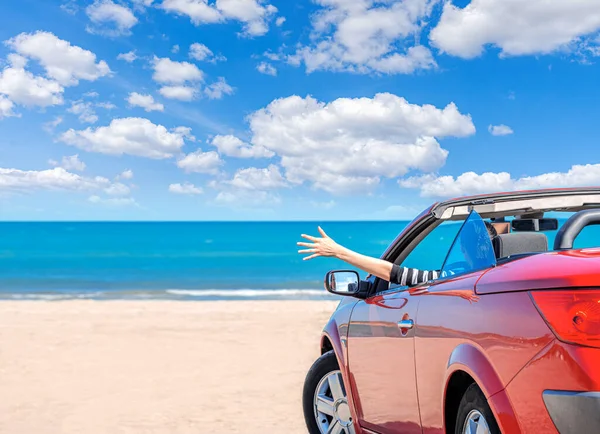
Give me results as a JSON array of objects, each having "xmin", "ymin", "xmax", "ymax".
[
  {"xmin": 0, "ymin": 222, "xmax": 409, "ymax": 300},
  {"xmin": 2, "ymin": 220, "xmax": 600, "ymax": 300}
]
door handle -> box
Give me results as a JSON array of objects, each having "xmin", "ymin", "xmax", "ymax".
[{"xmin": 398, "ymin": 319, "xmax": 414, "ymax": 329}]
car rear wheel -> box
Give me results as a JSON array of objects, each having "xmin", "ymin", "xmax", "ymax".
[
  {"xmin": 303, "ymin": 350, "xmax": 356, "ymax": 434},
  {"xmin": 455, "ymin": 383, "xmax": 500, "ymax": 434}
]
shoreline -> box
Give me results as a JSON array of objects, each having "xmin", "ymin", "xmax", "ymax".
[
  {"xmin": 0, "ymin": 287, "xmax": 340, "ymax": 301},
  {"xmin": 0, "ymin": 300, "xmax": 338, "ymax": 433}
]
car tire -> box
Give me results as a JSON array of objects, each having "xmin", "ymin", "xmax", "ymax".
[
  {"xmin": 303, "ymin": 350, "xmax": 354, "ymax": 434},
  {"xmin": 455, "ymin": 383, "xmax": 501, "ymax": 434}
]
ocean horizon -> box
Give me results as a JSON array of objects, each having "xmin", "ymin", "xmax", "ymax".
[
  {"xmin": 3, "ymin": 218, "xmax": 592, "ymax": 301},
  {"xmin": 0, "ymin": 221, "xmax": 412, "ymax": 300}
]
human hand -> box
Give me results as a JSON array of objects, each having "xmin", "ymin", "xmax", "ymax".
[{"xmin": 297, "ymin": 226, "xmax": 342, "ymax": 260}]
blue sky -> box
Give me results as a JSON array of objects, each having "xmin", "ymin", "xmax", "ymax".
[{"xmin": 1, "ymin": 0, "xmax": 600, "ymax": 221}]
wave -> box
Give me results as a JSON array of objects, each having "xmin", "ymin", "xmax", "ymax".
[
  {"xmin": 0, "ymin": 288, "xmax": 333, "ymax": 300},
  {"xmin": 5, "ymin": 292, "xmax": 104, "ymax": 301},
  {"xmin": 165, "ymin": 289, "xmax": 327, "ymax": 297}
]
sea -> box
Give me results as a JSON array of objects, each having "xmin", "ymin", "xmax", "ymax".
[
  {"xmin": 0, "ymin": 221, "xmax": 410, "ymax": 301},
  {"xmin": 3, "ymin": 220, "xmax": 598, "ymax": 301}
]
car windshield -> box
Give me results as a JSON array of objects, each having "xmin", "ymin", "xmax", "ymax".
[{"xmin": 441, "ymin": 210, "xmax": 496, "ymax": 277}]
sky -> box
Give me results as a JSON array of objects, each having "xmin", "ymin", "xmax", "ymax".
[{"xmin": 1, "ymin": 0, "xmax": 600, "ymax": 221}]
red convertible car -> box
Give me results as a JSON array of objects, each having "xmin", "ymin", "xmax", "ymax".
[{"xmin": 302, "ymin": 188, "xmax": 600, "ymax": 434}]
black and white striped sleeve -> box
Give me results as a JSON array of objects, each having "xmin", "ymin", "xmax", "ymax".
[{"xmin": 390, "ymin": 264, "xmax": 439, "ymax": 286}]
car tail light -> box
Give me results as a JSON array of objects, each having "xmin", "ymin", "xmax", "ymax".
[{"xmin": 530, "ymin": 290, "xmax": 600, "ymax": 349}]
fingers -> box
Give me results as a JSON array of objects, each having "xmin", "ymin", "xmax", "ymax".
[
  {"xmin": 317, "ymin": 226, "xmax": 328, "ymax": 238},
  {"xmin": 297, "ymin": 242, "xmax": 316, "ymax": 248},
  {"xmin": 298, "ymin": 249, "xmax": 317, "ymax": 254},
  {"xmin": 303, "ymin": 253, "xmax": 320, "ymax": 261},
  {"xmin": 301, "ymin": 234, "xmax": 319, "ymax": 242}
]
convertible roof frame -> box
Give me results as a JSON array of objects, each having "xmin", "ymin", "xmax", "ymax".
[{"xmin": 431, "ymin": 187, "xmax": 600, "ymax": 220}]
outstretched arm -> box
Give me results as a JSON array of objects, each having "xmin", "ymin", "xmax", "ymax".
[{"xmin": 297, "ymin": 227, "xmax": 394, "ymax": 281}]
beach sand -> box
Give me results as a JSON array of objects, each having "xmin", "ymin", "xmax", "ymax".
[{"xmin": 0, "ymin": 300, "xmax": 339, "ymax": 434}]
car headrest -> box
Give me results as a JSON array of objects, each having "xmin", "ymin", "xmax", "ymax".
[{"xmin": 492, "ymin": 233, "xmax": 548, "ymax": 259}]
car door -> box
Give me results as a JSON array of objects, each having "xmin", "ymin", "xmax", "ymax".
[
  {"xmin": 347, "ymin": 284, "xmax": 422, "ymax": 434},
  {"xmin": 345, "ymin": 220, "xmax": 464, "ymax": 434}
]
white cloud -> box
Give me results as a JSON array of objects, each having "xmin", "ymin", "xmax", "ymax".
[
  {"xmin": 86, "ymin": 0, "xmax": 138, "ymax": 36},
  {"xmin": 288, "ymin": 0, "xmax": 438, "ymax": 74},
  {"xmin": 84, "ymin": 91, "xmax": 99, "ymax": 98},
  {"xmin": 161, "ymin": 0, "xmax": 222, "ymax": 24},
  {"xmin": 96, "ymin": 101, "xmax": 116, "ymax": 109},
  {"xmin": 0, "ymin": 62, "xmax": 64, "ymax": 108},
  {"xmin": 132, "ymin": 0, "xmax": 154, "ymax": 7},
  {"xmin": 204, "ymin": 77, "xmax": 234, "ymax": 99},
  {"xmin": 59, "ymin": 117, "xmax": 193, "ymax": 159},
  {"xmin": 172, "ymin": 126, "xmax": 196, "ymax": 142},
  {"xmin": 210, "ymin": 134, "xmax": 273, "ymax": 158},
  {"xmin": 177, "ymin": 150, "xmax": 223, "ymax": 174},
  {"xmin": 189, "ymin": 42, "xmax": 210, "ymax": 60},
  {"xmin": 214, "ymin": 189, "xmax": 281, "ymax": 206},
  {"xmin": 151, "ymin": 56, "xmax": 204, "ymax": 85},
  {"xmin": 172, "ymin": 44, "xmax": 180, "ymax": 53},
  {"xmin": 117, "ymin": 50, "xmax": 137, "ymax": 62},
  {"xmin": 126, "ymin": 92, "xmax": 164, "ymax": 112},
  {"xmin": 233, "ymin": 93, "xmax": 474, "ymax": 194},
  {"xmin": 61, "ymin": 1, "xmax": 79, "ymax": 14},
  {"xmin": 0, "ymin": 95, "xmax": 16, "ymax": 118},
  {"xmin": 49, "ymin": 154, "xmax": 86, "ymax": 172},
  {"xmin": 226, "ymin": 165, "xmax": 287, "ymax": 190},
  {"xmin": 0, "ymin": 167, "xmax": 110, "ymax": 193},
  {"xmin": 43, "ymin": 116, "xmax": 64, "ymax": 132},
  {"xmin": 169, "ymin": 182, "xmax": 203, "ymax": 195},
  {"xmin": 263, "ymin": 50, "xmax": 280, "ymax": 61},
  {"xmin": 488, "ymin": 124, "xmax": 514, "ymax": 136},
  {"xmin": 430, "ymin": 0, "xmax": 600, "ymax": 58},
  {"xmin": 256, "ymin": 61, "xmax": 277, "ymax": 76},
  {"xmin": 400, "ymin": 172, "xmax": 512, "ymax": 198},
  {"xmin": 88, "ymin": 195, "xmax": 138, "ymax": 206},
  {"xmin": 6, "ymin": 31, "xmax": 111, "ymax": 86},
  {"xmin": 117, "ymin": 169, "xmax": 134, "ymax": 180},
  {"xmin": 159, "ymin": 85, "xmax": 198, "ymax": 101},
  {"xmin": 104, "ymin": 182, "xmax": 130, "ymax": 196},
  {"xmin": 68, "ymin": 100, "xmax": 98, "ymax": 123},
  {"xmin": 400, "ymin": 163, "xmax": 600, "ymax": 198},
  {"xmin": 161, "ymin": 0, "xmax": 277, "ymax": 37},
  {"xmin": 189, "ymin": 42, "xmax": 226, "ymax": 62},
  {"xmin": 275, "ymin": 16, "xmax": 285, "ymax": 27}
]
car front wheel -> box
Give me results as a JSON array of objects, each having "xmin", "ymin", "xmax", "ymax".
[
  {"xmin": 455, "ymin": 383, "xmax": 501, "ymax": 434},
  {"xmin": 302, "ymin": 350, "xmax": 356, "ymax": 434}
]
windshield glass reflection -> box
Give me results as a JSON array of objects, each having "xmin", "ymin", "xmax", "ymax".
[{"xmin": 441, "ymin": 210, "xmax": 496, "ymax": 278}]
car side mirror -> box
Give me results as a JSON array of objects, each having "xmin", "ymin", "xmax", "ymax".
[{"xmin": 324, "ymin": 270, "xmax": 361, "ymax": 296}]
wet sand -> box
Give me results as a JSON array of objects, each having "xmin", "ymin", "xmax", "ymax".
[{"xmin": 0, "ymin": 300, "xmax": 338, "ymax": 434}]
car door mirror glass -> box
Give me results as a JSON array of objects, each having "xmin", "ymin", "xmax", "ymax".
[{"xmin": 325, "ymin": 270, "xmax": 360, "ymax": 295}]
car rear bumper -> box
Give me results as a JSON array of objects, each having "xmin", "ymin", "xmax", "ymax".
[{"xmin": 542, "ymin": 391, "xmax": 600, "ymax": 434}]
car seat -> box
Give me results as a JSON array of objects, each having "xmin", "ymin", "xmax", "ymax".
[{"xmin": 492, "ymin": 233, "xmax": 548, "ymax": 259}]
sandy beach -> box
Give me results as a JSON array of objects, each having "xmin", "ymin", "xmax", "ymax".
[{"xmin": 0, "ymin": 300, "xmax": 339, "ymax": 434}]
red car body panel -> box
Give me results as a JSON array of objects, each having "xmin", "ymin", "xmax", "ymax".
[
  {"xmin": 347, "ymin": 291, "xmax": 422, "ymax": 434},
  {"xmin": 414, "ymin": 286, "xmax": 554, "ymax": 433},
  {"xmin": 476, "ymin": 249, "xmax": 600, "ymax": 294},
  {"xmin": 505, "ymin": 340, "xmax": 600, "ymax": 433},
  {"xmin": 317, "ymin": 191, "xmax": 600, "ymax": 434}
]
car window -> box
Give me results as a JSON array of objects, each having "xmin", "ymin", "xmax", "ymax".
[
  {"xmin": 379, "ymin": 221, "xmax": 464, "ymax": 293},
  {"xmin": 440, "ymin": 210, "xmax": 496, "ymax": 278},
  {"xmin": 399, "ymin": 221, "xmax": 463, "ymax": 271}
]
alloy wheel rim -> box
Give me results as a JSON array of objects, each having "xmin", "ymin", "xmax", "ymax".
[
  {"xmin": 462, "ymin": 409, "xmax": 491, "ymax": 434},
  {"xmin": 313, "ymin": 370, "xmax": 355, "ymax": 434}
]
